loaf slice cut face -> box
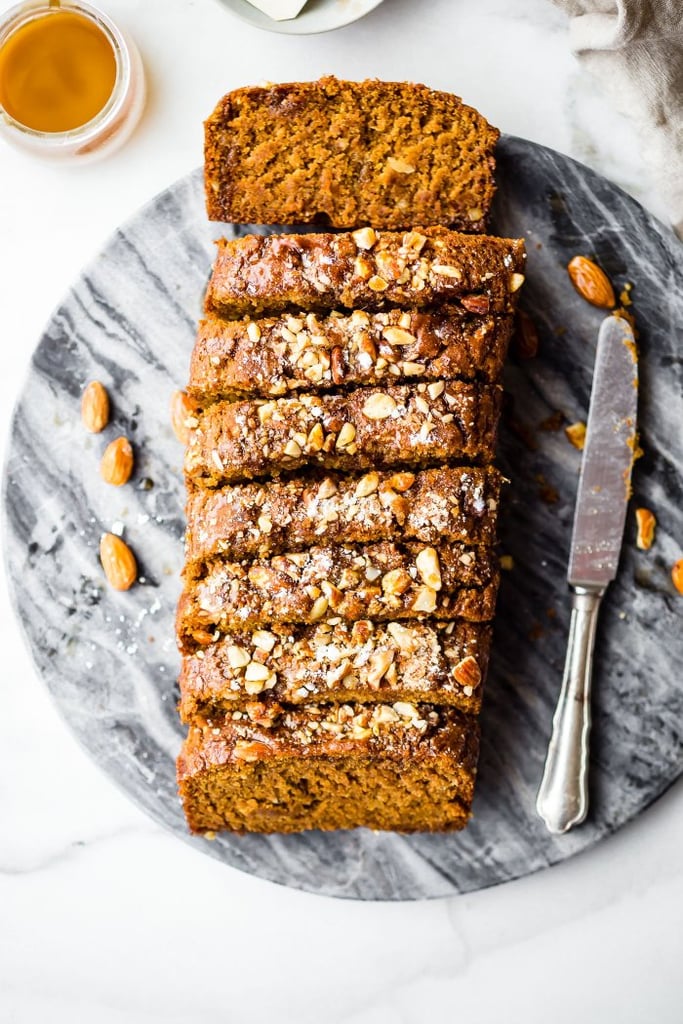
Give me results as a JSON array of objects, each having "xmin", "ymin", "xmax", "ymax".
[{"xmin": 204, "ymin": 77, "xmax": 499, "ymax": 232}]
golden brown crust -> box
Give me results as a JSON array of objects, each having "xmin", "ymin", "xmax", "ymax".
[
  {"xmin": 204, "ymin": 227, "xmax": 526, "ymax": 319},
  {"xmin": 176, "ymin": 541, "xmax": 500, "ymax": 642},
  {"xmin": 179, "ymin": 620, "xmax": 491, "ymax": 720},
  {"xmin": 184, "ymin": 466, "xmax": 502, "ymax": 571},
  {"xmin": 177, "ymin": 701, "xmax": 480, "ymax": 833},
  {"xmin": 184, "ymin": 382, "xmax": 502, "ymax": 487},
  {"xmin": 204, "ymin": 77, "xmax": 498, "ymax": 232},
  {"xmin": 188, "ymin": 308, "xmax": 513, "ymax": 402}
]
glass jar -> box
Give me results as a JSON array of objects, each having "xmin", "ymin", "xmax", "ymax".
[{"xmin": 0, "ymin": 0, "xmax": 145, "ymax": 161}]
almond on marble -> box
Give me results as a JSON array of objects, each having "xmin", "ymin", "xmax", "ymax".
[
  {"xmin": 100, "ymin": 533, "xmax": 137, "ymax": 591},
  {"xmin": 100, "ymin": 437, "xmax": 134, "ymax": 486},
  {"xmin": 81, "ymin": 381, "xmax": 110, "ymax": 433},
  {"xmin": 567, "ymin": 256, "xmax": 615, "ymax": 309}
]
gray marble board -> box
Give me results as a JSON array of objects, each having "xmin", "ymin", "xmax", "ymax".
[{"xmin": 3, "ymin": 137, "xmax": 683, "ymax": 900}]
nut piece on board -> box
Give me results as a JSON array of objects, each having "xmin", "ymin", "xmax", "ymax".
[
  {"xmin": 565, "ymin": 421, "xmax": 587, "ymax": 450},
  {"xmin": 100, "ymin": 533, "xmax": 137, "ymax": 591},
  {"xmin": 81, "ymin": 381, "xmax": 110, "ymax": 433},
  {"xmin": 635, "ymin": 508, "xmax": 656, "ymax": 551},
  {"xmin": 100, "ymin": 437, "xmax": 134, "ymax": 486},
  {"xmin": 567, "ymin": 256, "xmax": 615, "ymax": 309}
]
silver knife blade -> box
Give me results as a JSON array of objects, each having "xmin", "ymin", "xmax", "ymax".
[{"xmin": 568, "ymin": 315, "xmax": 638, "ymax": 589}]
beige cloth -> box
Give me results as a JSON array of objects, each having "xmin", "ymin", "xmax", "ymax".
[{"xmin": 553, "ymin": 0, "xmax": 683, "ymax": 238}]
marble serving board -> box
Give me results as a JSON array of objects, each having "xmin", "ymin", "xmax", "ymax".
[{"xmin": 3, "ymin": 137, "xmax": 683, "ymax": 900}]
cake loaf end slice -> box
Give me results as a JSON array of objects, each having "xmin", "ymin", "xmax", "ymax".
[{"xmin": 178, "ymin": 702, "xmax": 480, "ymax": 834}]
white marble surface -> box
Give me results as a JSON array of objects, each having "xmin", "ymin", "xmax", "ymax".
[{"xmin": 0, "ymin": 0, "xmax": 681, "ymax": 1019}]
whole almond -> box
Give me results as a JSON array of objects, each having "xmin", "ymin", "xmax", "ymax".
[
  {"xmin": 567, "ymin": 256, "xmax": 615, "ymax": 309},
  {"xmin": 81, "ymin": 381, "xmax": 110, "ymax": 433},
  {"xmin": 170, "ymin": 389, "xmax": 200, "ymax": 444},
  {"xmin": 671, "ymin": 559, "xmax": 683, "ymax": 595},
  {"xmin": 100, "ymin": 437, "xmax": 134, "ymax": 486},
  {"xmin": 100, "ymin": 533, "xmax": 137, "ymax": 591}
]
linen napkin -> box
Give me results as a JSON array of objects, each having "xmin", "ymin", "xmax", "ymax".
[{"xmin": 553, "ymin": 0, "xmax": 683, "ymax": 238}]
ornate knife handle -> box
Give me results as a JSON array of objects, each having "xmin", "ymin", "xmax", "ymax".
[{"xmin": 536, "ymin": 586, "xmax": 604, "ymax": 834}]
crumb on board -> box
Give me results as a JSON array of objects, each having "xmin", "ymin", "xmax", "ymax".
[
  {"xmin": 619, "ymin": 282, "xmax": 633, "ymax": 307},
  {"xmin": 613, "ymin": 305, "xmax": 638, "ymax": 339}
]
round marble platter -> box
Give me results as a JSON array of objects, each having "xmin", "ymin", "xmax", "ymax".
[{"xmin": 3, "ymin": 137, "xmax": 683, "ymax": 900}]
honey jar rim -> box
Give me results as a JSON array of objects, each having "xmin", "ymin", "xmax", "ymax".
[{"xmin": 0, "ymin": 0, "xmax": 132, "ymax": 144}]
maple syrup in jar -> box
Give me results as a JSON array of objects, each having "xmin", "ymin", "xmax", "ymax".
[{"xmin": 0, "ymin": 1, "xmax": 144, "ymax": 160}]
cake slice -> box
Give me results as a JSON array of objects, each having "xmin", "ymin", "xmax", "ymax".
[
  {"xmin": 179, "ymin": 619, "xmax": 492, "ymax": 720},
  {"xmin": 184, "ymin": 466, "xmax": 502, "ymax": 571},
  {"xmin": 205, "ymin": 77, "xmax": 499, "ymax": 232},
  {"xmin": 176, "ymin": 541, "xmax": 500, "ymax": 642},
  {"xmin": 204, "ymin": 227, "xmax": 526, "ymax": 319},
  {"xmin": 177, "ymin": 701, "xmax": 480, "ymax": 834},
  {"xmin": 184, "ymin": 382, "xmax": 502, "ymax": 487},
  {"xmin": 188, "ymin": 308, "xmax": 513, "ymax": 402}
]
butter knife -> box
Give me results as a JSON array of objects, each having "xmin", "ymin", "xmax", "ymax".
[{"xmin": 536, "ymin": 315, "xmax": 638, "ymax": 834}]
